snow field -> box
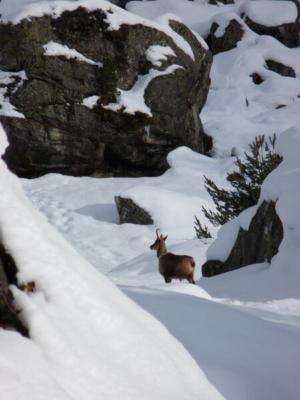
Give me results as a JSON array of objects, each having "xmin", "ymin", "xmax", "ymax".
[
  {"xmin": 0, "ymin": 1, "xmax": 300, "ymax": 399},
  {"xmin": 22, "ymin": 128, "xmax": 300, "ymax": 400},
  {"xmin": 0, "ymin": 123, "xmax": 223, "ymax": 400}
]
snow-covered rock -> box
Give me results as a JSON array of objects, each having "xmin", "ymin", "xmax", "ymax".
[
  {"xmin": 203, "ymin": 127, "xmax": 300, "ymax": 278},
  {"xmin": 115, "ymin": 195, "xmax": 154, "ymax": 224},
  {"xmin": 0, "ymin": 0, "xmax": 212, "ymax": 178},
  {"xmin": 240, "ymin": 1, "xmax": 298, "ymax": 28},
  {"xmin": 240, "ymin": 1, "xmax": 299, "ymax": 47},
  {"xmin": 202, "ymin": 201, "xmax": 283, "ymax": 276},
  {"xmin": 206, "ymin": 13, "xmax": 246, "ymax": 54}
]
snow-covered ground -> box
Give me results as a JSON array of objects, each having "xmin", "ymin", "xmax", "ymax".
[
  {"xmin": 0, "ymin": 124, "xmax": 222, "ymax": 400},
  {"xmin": 21, "ymin": 130, "xmax": 300, "ymax": 400},
  {"xmin": 1, "ymin": 0, "xmax": 300, "ymax": 399}
]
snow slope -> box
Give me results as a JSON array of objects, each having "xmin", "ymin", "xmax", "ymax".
[
  {"xmin": 0, "ymin": 123, "xmax": 222, "ymax": 400},
  {"xmin": 125, "ymin": 285, "xmax": 300, "ymax": 400},
  {"xmin": 1, "ymin": 1, "xmax": 300, "ymax": 399},
  {"xmin": 21, "ymin": 127, "xmax": 300, "ymax": 399}
]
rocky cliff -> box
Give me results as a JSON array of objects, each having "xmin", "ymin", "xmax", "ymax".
[{"xmin": 0, "ymin": 2, "xmax": 212, "ymax": 177}]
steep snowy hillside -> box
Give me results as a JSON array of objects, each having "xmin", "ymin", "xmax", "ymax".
[
  {"xmin": 0, "ymin": 1, "xmax": 300, "ymax": 400},
  {"xmin": 0, "ymin": 123, "xmax": 222, "ymax": 399}
]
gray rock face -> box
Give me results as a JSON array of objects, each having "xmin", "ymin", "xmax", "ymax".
[
  {"xmin": 0, "ymin": 6, "xmax": 212, "ymax": 178},
  {"xmin": 207, "ymin": 19, "xmax": 244, "ymax": 55},
  {"xmin": 242, "ymin": 14, "xmax": 299, "ymax": 48},
  {"xmin": 202, "ymin": 201, "xmax": 283, "ymax": 277},
  {"xmin": 115, "ymin": 196, "xmax": 153, "ymax": 224}
]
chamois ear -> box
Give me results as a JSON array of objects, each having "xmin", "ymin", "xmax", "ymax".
[{"xmin": 163, "ymin": 235, "xmax": 168, "ymax": 241}]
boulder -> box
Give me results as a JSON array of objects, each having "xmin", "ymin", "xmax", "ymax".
[
  {"xmin": 0, "ymin": 243, "xmax": 28, "ymax": 336},
  {"xmin": 109, "ymin": 0, "xmax": 140, "ymax": 8},
  {"xmin": 202, "ymin": 201, "xmax": 283, "ymax": 277},
  {"xmin": 115, "ymin": 196, "xmax": 153, "ymax": 225},
  {"xmin": 0, "ymin": 4, "xmax": 212, "ymax": 177},
  {"xmin": 265, "ymin": 59, "xmax": 296, "ymax": 78},
  {"xmin": 207, "ymin": 18, "xmax": 244, "ymax": 55},
  {"xmin": 241, "ymin": 1, "xmax": 299, "ymax": 48},
  {"xmin": 250, "ymin": 72, "xmax": 264, "ymax": 85},
  {"xmin": 243, "ymin": 16, "xmax": 299, "ymax": 48}
]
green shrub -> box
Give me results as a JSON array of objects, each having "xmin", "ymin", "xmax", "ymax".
[{"xmin": 195, "ymin": 134, "xmax": 282, "ymax": 238}]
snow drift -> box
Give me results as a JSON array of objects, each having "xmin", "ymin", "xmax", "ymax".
[{"xmin": 0, "ymin": 122, "xmax": 222, "ymax": 400}]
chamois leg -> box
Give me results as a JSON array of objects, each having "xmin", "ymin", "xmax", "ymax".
[
  {"xmin": 164, "ymin": 275, "xmax": 172, "ymax": 283},
  {"xmin": 187, "ymin": 274, "xmax": 196, "ymax": 284}
]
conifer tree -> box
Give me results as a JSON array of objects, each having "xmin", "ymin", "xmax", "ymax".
[
  {"xmin": 194, "ymin": 216, "xmax": 212, "ymax": 239},
  {"xmin": 195, "ymin": 135, "xmax": 282, "ymax": 237}
]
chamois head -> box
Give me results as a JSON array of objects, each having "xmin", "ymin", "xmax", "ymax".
[{"xmin": 150, "ymin": 229, "xmax": 168, "ymax": 251}]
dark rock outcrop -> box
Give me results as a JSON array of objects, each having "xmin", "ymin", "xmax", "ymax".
[
  {"xmin": 0, "ymin": 5, "xmax": 212, "ymax": 178},
  {"xmin": 115, "ymin": 196, "xmax": 153, "ymax": 224},
  {"xmin": 109, "ymin": 0, "xmax": 139, "ymax": 8},
  {"xmin": 242, "ymin": 15, "xmax": 299, "ymax": 48},
  {"xmin": 0, "ymin": 243, "xmax": 28, "ymax": 336},
  {"xmin": 208, "ymin": 0, "xmax": 234, "ymax": 5},
  {"xmin": 251, "ymin": 72, "xmax": 264, "ymax": 85},
  {"xmin": 265, "ymin": 59, "xmax": 296, "ymax": 78},
  {"xmin": 207, "ymin": 18, "xmax": 244, "ymax": 55},
  {"xmin": 202, "ymin": 201, "xmax": 283, "ymax": 277}
]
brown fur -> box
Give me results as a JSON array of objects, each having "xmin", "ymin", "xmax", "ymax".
[{"xmin": 150, "ymin": 231, "xmax": 196, "ymax": 284}]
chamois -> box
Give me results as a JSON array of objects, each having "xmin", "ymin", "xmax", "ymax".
[{"xmin": 150, "ymin": 229, "xmax": 196, "ymax": 284}]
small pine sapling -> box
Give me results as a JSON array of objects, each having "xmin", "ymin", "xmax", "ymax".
[
  {"xmin": 198, "ymin": 134, "xmax": 282, "ymax": 229},
  {"xmin": 194, "ymin": 216, "xmax": 212, "ymax": 239}
]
